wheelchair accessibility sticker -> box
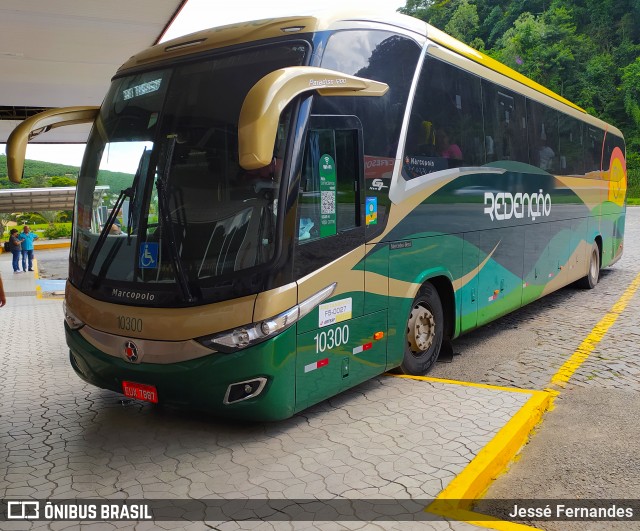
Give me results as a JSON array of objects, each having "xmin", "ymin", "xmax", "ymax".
[{"xmin": 139, "ymin": 242, "xmax": 158, "ymax": 269}]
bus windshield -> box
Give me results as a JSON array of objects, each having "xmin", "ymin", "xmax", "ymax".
[{"xmin": 70, "ymin": 42, "xmax": 308, "ymax": 305}]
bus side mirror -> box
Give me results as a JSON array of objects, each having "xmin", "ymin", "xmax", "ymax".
[
  {"xmin": 237, "ymin": 66, "xmax": 388, "ymax": 171},
  {"xmin": 6, "ymin": 106, "xmax": 99, "ymax": 183}
]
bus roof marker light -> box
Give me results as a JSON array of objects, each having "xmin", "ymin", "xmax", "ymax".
[
  {"xmin": 281, "ymin": 26, "xmax": 304, "ymax": 32},
  {"xmin": 164, "ymin": 38, "xmax": 206, "ymax": 52}
]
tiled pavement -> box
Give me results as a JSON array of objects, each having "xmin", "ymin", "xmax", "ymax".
[
  {"xmin": 4, "ymin": 203, "xmax": 640, "ymax": 531},
  {"xmin": 0, "ymin": 253, "xmax": 535, "ymax": 530}
]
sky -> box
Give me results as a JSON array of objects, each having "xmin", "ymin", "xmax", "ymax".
[{"xmin": 2, "ymin": 0, "xmax": 405, "ymax": 168}]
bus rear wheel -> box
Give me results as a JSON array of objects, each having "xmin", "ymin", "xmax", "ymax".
[
  {"xmin": 579, "ymin": 242, "xmax": 600, "ymax": 289},
  {"xmin": 400, "ymin": 283, "xmax": 444, "ymax": 375}
]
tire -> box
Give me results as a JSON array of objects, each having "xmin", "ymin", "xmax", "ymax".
[
  {"xmin": 400, "ymin": 283, "xmax": 444, "ymax": 375},
  {"xmin": 578, "ymin": 242, "xmax": 600, "ymax": 289}
]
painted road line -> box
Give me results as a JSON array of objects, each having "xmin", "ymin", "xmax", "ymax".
[
  {"xmin": 550, "ymin": 270, "xmax": 640, "ymax": 386},
  {"xmin": 33, "ymin": 258, "xmax": 42, "ymax": 299},
  {"xmin": 390, "ymin": 374, "xmax": 537, "ymax": 395}
]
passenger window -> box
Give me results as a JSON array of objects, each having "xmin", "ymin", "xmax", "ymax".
[
  {"xmin": 585, "ymin": 126, "xmax": 604, "ymax": 174},
  {"xmin": 403, "ymin": 56, "xmax": 484, "ymax": 179},
  {"xmin": 298, "ymin": 128, "xmax": 360, "ymax": 242},
  {"xmin": 558, "ymin": 114, "xmax": 584, "ymax": 175},
  {"xmin": 482, "ymin": 80, "xmax": 528, "ymax": 164},
  {"xmin": 602, "ymin": 132, "xmax": 625, "ymax": 176},
  {"xmin": 527, "ymin": 100, "xmax": 559, "ymax": 173},
  {"xmin": 318, "ymin": 30, "xmax": 420, "ymax": 158}
]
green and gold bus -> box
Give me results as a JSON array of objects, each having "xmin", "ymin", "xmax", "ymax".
[{"xmin": 7, "ymin": 11, "xmax": 626, "ymax": 420}]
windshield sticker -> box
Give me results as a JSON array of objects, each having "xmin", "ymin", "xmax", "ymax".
[
  {"xmin": 366, "ymin": 197, "xmax": 377, "ymax": 225},
  {"xmin": 319, "ymin": 154, "xmax": 337, "ymax": 237},
  {"xmin": 319, "ymin": 297, "xmax": 352, "ymax": 328},
  {"xmin": 139, "ymin": 242, "xmax": 158, "ymax": 269}
]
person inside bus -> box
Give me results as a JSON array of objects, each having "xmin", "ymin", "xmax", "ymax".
[
  {"xmin": 405, "ymin": 116, "xmax": 436, "ymax": 156},
  {"xmin": 435, "ymin": 127, "xmax": 463, "ymax": 160},
  {"xmin": 236, "ymin": 156, "xmax": 282, "ymax": 199},
  {"xmin": 109, "ymin": 218, "xmax": 123, "ymax": 235},
  {"xmin": 537, "ymin": 137, "xmax": 555, "ymax": 171}
]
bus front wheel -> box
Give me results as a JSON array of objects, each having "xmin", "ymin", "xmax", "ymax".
[
  {"xmin": 579, "ymin": 242, "xmax": 600, "ymax": 289},
  {"xmin": 401, "ymin": 283, "xmax": 444, "ymax": 375}
]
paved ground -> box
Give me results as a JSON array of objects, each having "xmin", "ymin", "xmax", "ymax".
[
  {"xmin": 2, "ymin": 209, "xmax": 640, "ymax": 530},
  {"xmin": 432, "ymin": 208, "xmax": 640, "ymax": 530},
  {"xmin": 0, "ymin": 248, "xmax": 525, "ymax": 530}
]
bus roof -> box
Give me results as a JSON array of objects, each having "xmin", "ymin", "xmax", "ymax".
[
  {"xmin": 117, "ymin": 9, "xmax": 621, "ymax": 136},
  {"xmin": 117, "ymin": 10, "xmax": 426, "ymax": 73}
]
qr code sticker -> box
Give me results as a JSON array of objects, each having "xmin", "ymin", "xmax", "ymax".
[{"xmin": 321, "ymin": 191, "xmax": 336, "ymax": 214}]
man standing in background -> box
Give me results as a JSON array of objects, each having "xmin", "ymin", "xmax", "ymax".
[
  {"xmin": 9, "ymin": 228, "xmax": 22, "ymax": 273},
  {"xmin": 18, "ymin": 225, "xmax": 39, "ymax": 272}
]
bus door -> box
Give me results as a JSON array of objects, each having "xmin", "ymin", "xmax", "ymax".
[{"xmin": 294, "ymin": 115, "xmax": 387, "ymax": 411}]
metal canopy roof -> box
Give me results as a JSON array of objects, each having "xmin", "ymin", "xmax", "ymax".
[
  {"xmin": 0, "ymin": 0, "xmax": 185, "ymax": 144},
  {"xmin": 0, "ymin": 186, "xmax": 108, "ymax": 214}
]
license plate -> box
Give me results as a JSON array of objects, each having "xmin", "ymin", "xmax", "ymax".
[{"xmin": 122, "ymin": 381, "xmax": 158, "ymax": 403}]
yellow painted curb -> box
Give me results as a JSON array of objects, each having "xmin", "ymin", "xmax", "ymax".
[
  {"xmin": 0, "ymin": 241, "xmax": 70, "ymax": 253},
  {"xmin": 431, "ymin": 390, "xmax": 553, "ymax": 501},
  {"xmin": 388, "ymin": 373, "xmax": 554, "ymax": 528},
  {"xmin": 427, "ymin": 389, "xmax": 555, "ymax": 529},
  {"xmin": 36, "ymin": 241, "xmax": 71, "ymax": 250}
]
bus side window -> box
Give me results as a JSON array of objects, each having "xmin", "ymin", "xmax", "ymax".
[
  {"xmin": 585, "ymin": 126, "xmax": 604, "ymax": 174},
  {"xmin": 558, "ymin": 113, "xmax": 584, "ymax": 176},
  {"xmin": 527, "ymin": 99, "xmax": 559, "ymax": 173},
  {"xmin": 298, "ymin": 127, "xmax": 360, "ymax": 242},
  {"xmin": 482, "ymin": 80, "xmax": 528, "ymax": 164},
  {"xmin": 402, "ymin": 55, "xmax": 483, "ymax": 180}
]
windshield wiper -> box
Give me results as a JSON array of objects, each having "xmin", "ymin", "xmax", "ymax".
[
  {"xmin": 80, "ymin": 147, "xmax": 150, "ymax": 290},
  {"xmin": 156, "ymin": 136, "xmax": 194, "ymax": 302},
  {"xmin": 80, "ymin": 186, "xmax": 132, "ymax": 290}
]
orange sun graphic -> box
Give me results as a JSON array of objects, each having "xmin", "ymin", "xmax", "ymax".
[{"xmin": 607, "ymin": 146, "xmax": 627, "ymax": 206}]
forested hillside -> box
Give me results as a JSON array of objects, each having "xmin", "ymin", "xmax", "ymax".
[
  {"xmin": 0, "ymin": 154, "xmax": 131, "ymax": 191},
  {"xmin": 0, "ymin": 154, "xmax": 78, "ymax": 186},
  {"xmin": 400, "ymin": 0, "xmax": 640, "ymax": 171}
]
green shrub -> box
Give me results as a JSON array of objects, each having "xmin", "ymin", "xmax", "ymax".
[
  {"xmin": 43, "ymin": 224, "xmax": 72, "ymax": 239},
  {"xmin": 627, "ymin": 169, "xmax": 640, "ymax": 200}
]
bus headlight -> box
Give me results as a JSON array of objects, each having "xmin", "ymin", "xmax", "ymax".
[
  {"xmin": 63, "ymin": 301, "xmax": 85, "ymax": 330},
  {"xmin": 197, "ymin": 283, "xmax": 336, "ymax": 353}
]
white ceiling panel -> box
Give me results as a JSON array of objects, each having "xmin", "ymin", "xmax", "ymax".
[{"xmin": 0, "ymin": 0, "xmax": 185, "ymax": 142}]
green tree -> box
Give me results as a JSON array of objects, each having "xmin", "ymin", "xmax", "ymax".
[
  {"xmin": 49, "ymin": 176, "xmax": 77, "ymax": 187},
  {"xmin": 445, "ymin": 0, "xmax": 484, "ymax": 48},
  {"xmin": 576, "ymin": 53, "xmax": 618, "ymax": 118},
  {"xmin": 621, "ymin": 57, "xmax": 640, "ymax": 129},
  {"xmin": 495, "ymin": 6, "xmax": 587, "ymax": 97},
  {"xmin": 38, "ymin": 210, "xmax": 59, "ymax": 226},
  {"xmin": 0, "ymin": 212, "xmax": 10, "ymax": 238}
]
